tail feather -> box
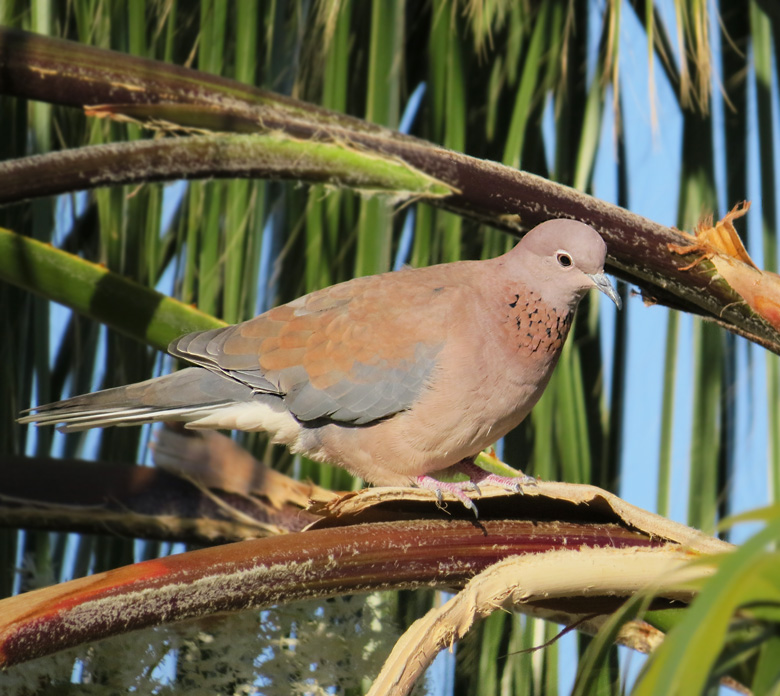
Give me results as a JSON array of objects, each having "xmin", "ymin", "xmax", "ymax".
[{"xmin": 18, "ymin": 368, "xmax": 258, "ymax": 433}]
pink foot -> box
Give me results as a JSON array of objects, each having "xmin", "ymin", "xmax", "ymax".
[
  {"xmin": 415, "ymin": 459, "xmax": 536, "ymax": 518},
  {"xmin": 415, "ymin": 475, "xmax": 481, "ymax": 516},
  {"xmin": 454, "ymin": 459, "xmax": 537, "ymax": 494}
]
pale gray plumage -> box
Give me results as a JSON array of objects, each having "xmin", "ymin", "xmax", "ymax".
[{"xmin": 20, "ymin": 219, "xmax": 619, "ymax": 506}]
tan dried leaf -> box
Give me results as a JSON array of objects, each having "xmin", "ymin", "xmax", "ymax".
[{"xmin": 668, "ymin": 201, "xmax": 780, "ymax": 329}]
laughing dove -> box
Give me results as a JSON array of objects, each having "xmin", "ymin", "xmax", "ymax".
[{"xmin": 20, "ymin": 219, "xmax": 619, "ymax": 512}]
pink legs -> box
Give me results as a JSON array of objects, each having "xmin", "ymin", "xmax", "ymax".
[{"xmin": 415, "ymin": 458, "xmax": 536, "ymax": 518}]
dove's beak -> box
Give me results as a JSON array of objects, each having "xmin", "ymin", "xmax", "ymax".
[{"xmin": 587, "ymin": 272, "xmax": 622, "ymax": 309}]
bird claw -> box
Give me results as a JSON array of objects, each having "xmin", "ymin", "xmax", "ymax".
[
  {"xmin": 415, "ymin": 475, "xmax": 480, "ymax": 518},
  {"xmin": 454, "ymin": 458, "xmax": 537, "ymax": 494},
  {"xmin": 481, "ymin": 473, "xmax": 537, "ymax": 494},
  {"xmin": 459, "ymin": 495, "xmax": 479, "ymax": 518},
  {"xmin": 414, "ymin": 467, "xmax": 535, "ymax": 518}
]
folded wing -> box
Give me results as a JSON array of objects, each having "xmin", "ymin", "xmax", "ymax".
[{"xmin": 170, "ymin": 273, "xmax": 447, "ymax": 425}]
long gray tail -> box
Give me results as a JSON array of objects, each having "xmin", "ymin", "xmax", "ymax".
[{"xmin": 18, "ymin": 368, "xmax": 256, "ymax": 433}]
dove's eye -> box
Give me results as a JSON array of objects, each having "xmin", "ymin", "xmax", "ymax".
[{"xmin": 556, "ymin": 252, "xmax": 573, "ymax": 268}]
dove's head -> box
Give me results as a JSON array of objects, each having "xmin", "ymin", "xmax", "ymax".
[{"xmin": 507, "ymin": 219, "xmax": 621, "ymax": 310}]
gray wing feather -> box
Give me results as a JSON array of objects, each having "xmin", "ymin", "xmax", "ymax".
[
  {"xmin": 19, "ymin": 368, "xmax": 265, "ymax": 431},
  {"xmin": 283, "ymin": 343, "xmax": 441, "ymax": 424},
  {"xmin": 171, "ymin": 332, "xmax": 441, "ymax": 425},
  {"xmin": 170, "ymin": 326, "xmax": 279, "ymax": 393}
]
